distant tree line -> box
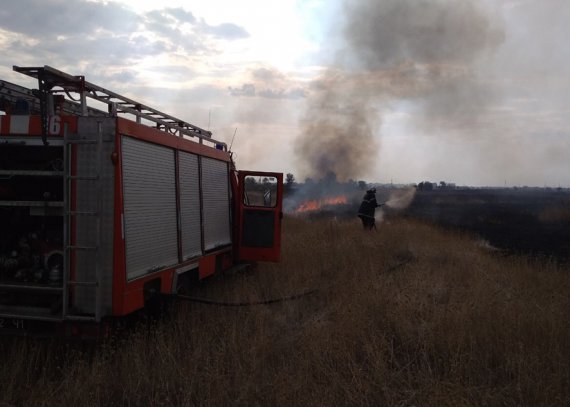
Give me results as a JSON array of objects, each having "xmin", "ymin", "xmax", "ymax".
[{"xmin": 283, "ymin": 171, "xmax": 374, "ymax": 196}]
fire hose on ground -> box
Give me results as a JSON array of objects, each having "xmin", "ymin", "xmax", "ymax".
[
  {"xmin": 171, "ymin": 258, "xmax": 413, "ymax": 307},
  {"xmin": 174, "ymin": 289, "xmax": 319, "ymax": 307}
]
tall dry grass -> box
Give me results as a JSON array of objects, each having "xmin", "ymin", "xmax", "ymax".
[{"xmin": 0, "ymin": 216, "xmax": 569, "ymax": 406}]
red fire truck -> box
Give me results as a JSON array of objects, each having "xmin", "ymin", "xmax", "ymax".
[{"xmin": 0, "ymin": 66, "xmax": 283, "ymax": 335}]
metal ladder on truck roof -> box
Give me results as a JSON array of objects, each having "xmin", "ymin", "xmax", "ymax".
[
  {"xmin": 0, "ymin": 77, "xmax": 107, "ymax": 117},
  {"xmin": 62, "ymin": 122, "xmax": 104, "ymax": 322},
  {"xmin": 11, "ymin": 65, "xmax": 227, "ymax": 150}
]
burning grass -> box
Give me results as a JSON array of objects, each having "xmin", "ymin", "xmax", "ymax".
[
  {"xmin": 295, "ymin": 195, "xmax": 348, "ymax": 213},
  {"xmin": 1, "ymin": 216, "xmax": 569, "ymax": 406}
]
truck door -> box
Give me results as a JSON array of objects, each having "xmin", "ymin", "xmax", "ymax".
[{"xmin": 236, "ymin": 171, "xmax": 283, "ymax": 262}]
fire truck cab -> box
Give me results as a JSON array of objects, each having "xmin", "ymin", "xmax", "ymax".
[{"xmin": 0, "ymin": 66, "xmax": 282, "ymax": 335}]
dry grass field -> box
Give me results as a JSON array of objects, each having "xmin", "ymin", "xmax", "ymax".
[{"xmin": 1, "ymin": 216, "xmax": 569, "ymax": 406}]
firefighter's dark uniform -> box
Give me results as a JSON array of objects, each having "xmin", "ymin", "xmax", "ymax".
[{"xmin": 358, "ymin": 189, "xmax": 379, "ymax": 230}]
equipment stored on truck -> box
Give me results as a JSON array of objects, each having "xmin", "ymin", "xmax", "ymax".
[{"xmin": 0, "ymin": 65, "xmax": 283, "ymax": 336}]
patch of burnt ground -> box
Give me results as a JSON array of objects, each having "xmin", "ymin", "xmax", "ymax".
[{"xmin": 403, "ymin": 188, "xmax": 570, "ymax": 261}]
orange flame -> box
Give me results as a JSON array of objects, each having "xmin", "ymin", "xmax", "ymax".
[{"xmin": 296, "ymin": 195, "xmax": 348, "ymax": 213}]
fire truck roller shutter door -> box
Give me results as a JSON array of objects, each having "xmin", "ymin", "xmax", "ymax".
[
  {"xmin": 201, "ymin": 157, "xmax": 231, "ymax": 250},
  {"xmin": 179, "ymin": 151, "xmax": 202, "ymax": 260},
  {"xmin": 121, "ymin": 136, "xmax": 178, "ymax": 280}
]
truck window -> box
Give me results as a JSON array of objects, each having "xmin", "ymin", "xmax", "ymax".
[{"xmin": 243, "ymin": 175, "xmax": 278, "ymax": 208}]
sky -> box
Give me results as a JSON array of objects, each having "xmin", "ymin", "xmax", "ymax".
[{"xmin": 0, "ymin": 0, "xmax": 569, "ymax": 187}]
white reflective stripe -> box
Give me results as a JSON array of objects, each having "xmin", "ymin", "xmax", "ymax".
[{"xmin": 10, "ymin": 116, "xmax": 30, "ymax": 134}]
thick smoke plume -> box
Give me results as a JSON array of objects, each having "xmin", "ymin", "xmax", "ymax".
[
  {"xmin": 296, "ymin": 0, "xmax": 504, "ymax": 181},
  {"xmin": 296, "ymin": 72, "xmax": 380, "ymax": 181}
]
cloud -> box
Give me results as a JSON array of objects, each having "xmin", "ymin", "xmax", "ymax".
[
  {"xmin": 0, "ymin": 0, "xmax": 139, "ymax": 38},
  {"xmin": 0, "ymin": 3, "xmax": 183, "ymax": 70},
  {"xmin": 143, "ymin": 64, "xmax": 196, "ymax": 81},
  {"xmin": 0, "ymin": 0, "xmax": 249, "ymax": 71},
  {"xmin": 142, "ymin": 7, "xmax": 248, "ymax": 44},
  {"xmin": 228, "ymin": 66, "xmax": 306, "ymax": 100},
  {"xmin": 252, "ymin": 67, "xmax": 284, "ymax": 81},
  {"xmin": 95, "ymin": 69, "xmax": 139, "ymax": 84},
  {"xmin": 163, "ymin": 7, "xmax": 197, "ymax": 24},
  {"xmin": 204, "ymin": 22, "xmax": 249, "ymax": 40},
  {"xmin": 0, "ymin": 31, "xmax": 174, "ymax": 70},
  {"xmin": 229, "ymin": 83, "xmax": 256, "ymax": 97}
]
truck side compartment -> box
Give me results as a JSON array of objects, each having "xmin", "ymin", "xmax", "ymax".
[{"xmin": 0, "ymin": 143, "xmax": 65, "ymax": 320}]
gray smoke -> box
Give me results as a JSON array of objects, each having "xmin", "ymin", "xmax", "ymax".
[
  {"xmin": 296, "ymin": 0, "xmax": 504, "ymax": 181},
  {"xmin": 344, "ymin": 0, "xmax": 502, "ymax": 69},
  {"xmin": 296, "ymin": 72, "xmax": 380, "ymax": 180}
]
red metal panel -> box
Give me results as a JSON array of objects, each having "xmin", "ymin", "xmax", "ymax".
[
  {"xmin": 198, "ymin": 253, "xmax": 216, "ymax": 279},
  {"xmin": 236, "ymin": 171, "xmax": 283, "ymax": 262},
  {"xmin": 116, "ymin": 249, "xmax": 229, "ymax": 316},
  {"xmin": 221, "ymin": 251, "xmax": 234, "ymax": 271},
  {"xmin": 28, "ymin": 116, "xmax": 41, "ymax": 134},
  {"xmin": 119, "ymin": 268, "xmax": 177, "ymax": 316},
  {"xmin": 0, "ymin": 115, "xmax": 7, "ymax": 132}
]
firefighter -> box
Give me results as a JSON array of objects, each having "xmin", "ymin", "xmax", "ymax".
[{"xmin": 357, "ymin": 188, "xmax": 383, "ymax": 230}]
